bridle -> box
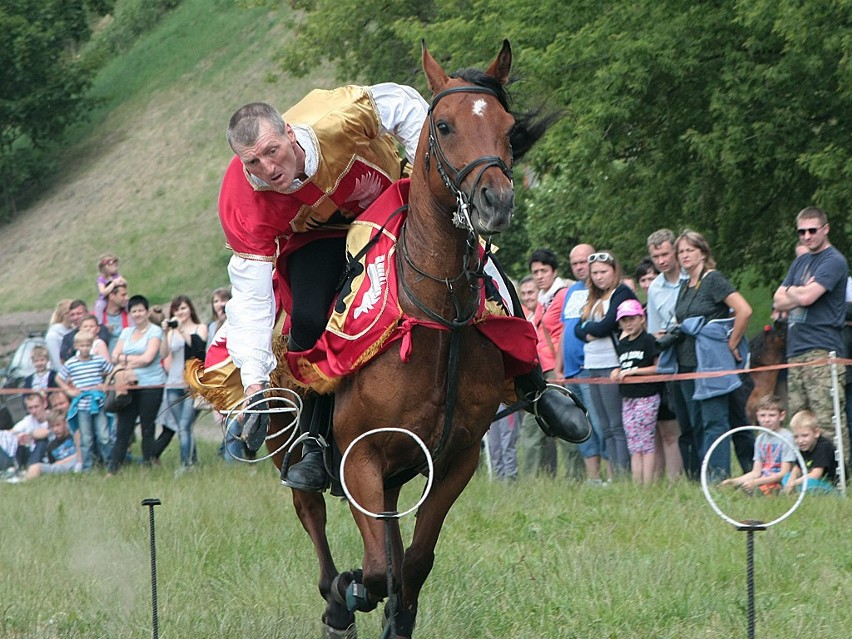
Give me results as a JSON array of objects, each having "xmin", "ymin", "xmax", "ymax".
[
  {"xmin": 393, "ymin": 84, "xmax": 517, "ymax": 477},
  {"xmin": 423, "ymin": 85, "xmax": 514, "ymax": 233},
  {"xmin": 399, "ymin": 84, "xmax": 515, "ymax": 329}
]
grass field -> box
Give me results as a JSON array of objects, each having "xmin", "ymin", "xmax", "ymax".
[{"xmin": 2, "ymin": 425, "xmax": 849, "ymax": 639}]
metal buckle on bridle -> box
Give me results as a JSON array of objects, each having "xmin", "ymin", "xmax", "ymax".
[{"xmin": 451, "ymin": 191, "xmax": 475, "ymax": 232}]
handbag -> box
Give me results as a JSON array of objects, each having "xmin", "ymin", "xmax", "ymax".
[{"xmin": 104, "ymin": 367, "xmax": 136, "ymax": 412}]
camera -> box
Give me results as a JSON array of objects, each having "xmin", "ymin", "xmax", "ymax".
[
  {"xmin": 167, "ymin": 318, "xmax": 179, "ymax": 329},
  {"xmin": 655, "ymin": 326, "xmax": 683, "ymax": 351}
]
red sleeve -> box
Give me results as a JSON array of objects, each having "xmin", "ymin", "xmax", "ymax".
[{"xmin": 217, "ymin": 156, "xmax": 301, "ymax": 259}]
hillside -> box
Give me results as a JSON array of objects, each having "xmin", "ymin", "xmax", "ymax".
[{"xmin": 0, "ymin": 0, "xmax": 332, "ymax": 328}]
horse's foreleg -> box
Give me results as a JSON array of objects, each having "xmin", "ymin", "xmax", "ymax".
[
  {"xmin": 345, "ymin": 460, "xmax": 405, "ymax": 610},
  {"xmin": 389, "ymin": 444, "xmax": 481, "ymax": 638},
  {"xmin": 291, "ymin": 490, "xmax": 355, "ymax": 633}
]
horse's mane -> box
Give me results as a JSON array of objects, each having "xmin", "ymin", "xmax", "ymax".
[
  {"xmin": 450, "ymin": 68, "xmax": 561, "ymax": 161},
  {"xmin": 748, "ymin": 329, "xmax": 767, "ymax": 363}
]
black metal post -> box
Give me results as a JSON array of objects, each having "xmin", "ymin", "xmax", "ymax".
[
  {"xmin": 737, "ymin": 521, "xmax": 765, "ymax": 639},
  {"xmin": 142, "ymin": 498, "xmax": 162, "ymax": 639}
]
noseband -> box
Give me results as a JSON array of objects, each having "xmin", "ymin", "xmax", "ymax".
[{"xmin": 424, "ymin": 85, "xmax": 514, "ymax": 232}]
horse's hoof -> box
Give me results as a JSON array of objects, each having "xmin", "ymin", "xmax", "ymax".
[{"xmin": 322, "ymin": 622, "xmax": 357, "ymax": 639}]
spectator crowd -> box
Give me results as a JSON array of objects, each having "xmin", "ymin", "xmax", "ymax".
[
  {"xmin": 486, "ymin": 207, "xmax": 849, "ymax": 493},
  {"xmin": 1, "ymin": 253, "xmax": 241, "ymax": 482},
  {"xmin": 2, "ymin": 207, "xmax": 849, "ymax": 494}
]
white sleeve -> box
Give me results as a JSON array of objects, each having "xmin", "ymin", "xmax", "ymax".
[
  {"xmin": 370, "ymin": 82, "xmax": 428, "ymax": 163},
  {"xmin": 225, "ymin": 255, "xmax": 277, "ymax": 390}
]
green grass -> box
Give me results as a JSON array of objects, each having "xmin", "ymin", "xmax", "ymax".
[{"xmin": 2, "ymin": 434, "xmax": 849, "ymax": 638}]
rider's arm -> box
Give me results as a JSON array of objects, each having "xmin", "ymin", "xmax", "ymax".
[
  {"xmin": 226, "ymin": 255, "xmax": 277, "ymax": 392},
  {"xmin": 370, "ymin": 83, "xmax": 429, "ymax": 163}
]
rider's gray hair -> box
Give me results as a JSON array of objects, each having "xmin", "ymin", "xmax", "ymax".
[{"xmin": 227, "ymin": 102, "xmax": 286, "ymax": 152}]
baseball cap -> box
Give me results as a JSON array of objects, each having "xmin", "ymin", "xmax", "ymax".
[{"xmin": 616, "ymin": 299, "xmax": 645, "ymax": 321}]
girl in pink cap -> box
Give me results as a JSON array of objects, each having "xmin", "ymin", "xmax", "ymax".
[{"xmin": 610, "ymin": 299, "xmax": 662, "ymax": 485}]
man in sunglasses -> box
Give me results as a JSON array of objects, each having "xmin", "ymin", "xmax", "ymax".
[{"xmin": 773, "ymin": 206, "xmax": 848, "ymax": 461}]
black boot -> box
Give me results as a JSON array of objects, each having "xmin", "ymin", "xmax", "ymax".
[
  {"xmin": 281, "ymin": 393, "xmax": 331, "ymax": 492},
  {"xmin": 283, "ymin": 438, "xmax": 329, "ymax": 492},
  {"xmin": 516, "ymin": 368, "xmax": 592, "ymax": 444}
]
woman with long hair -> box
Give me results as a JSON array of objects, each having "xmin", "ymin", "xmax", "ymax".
[
  {"xmin": 670, "ymin": 230, "xmax": 751, "ymax": 480},
  {"xmin": 155, "ymin": 295, "xmax": 208, "ymax": 468},
  {"xmin": 574, "ymin": 251, "xmax": 639, "ymax": 477}
]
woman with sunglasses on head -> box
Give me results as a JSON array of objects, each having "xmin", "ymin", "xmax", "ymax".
[
  {"xmin": 670, "ymin": 230, "xmax": 751, "ymax": 481},
  {"xmin": 574, "ymin": 251, "xmax": 639, "ymax": 478}
]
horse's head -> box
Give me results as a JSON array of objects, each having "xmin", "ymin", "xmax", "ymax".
[{"xmin": 419, "ymin": 40, "xmax": 517, "ymax": 237}]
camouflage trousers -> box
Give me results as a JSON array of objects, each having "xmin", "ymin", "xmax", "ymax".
[{"xmin": 787, "ymin": 349, "xmax": 848, "ymax": 459}]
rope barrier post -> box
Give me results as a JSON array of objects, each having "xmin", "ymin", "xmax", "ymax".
[
  {"xmin": 828, "ymin": 351, "xmax": 847, "ymax": 496},
  {"xmin": 141, "ymin": 498, "xmax": 162, "ymax": 639},
  {"xmin": 702, "ymin": 427, "xmax": 808, "ymax": 639}
]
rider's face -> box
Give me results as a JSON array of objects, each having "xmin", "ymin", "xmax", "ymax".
[{"xmin": 236, "ymin": 121, "xmax": 302, "ymax": 192}]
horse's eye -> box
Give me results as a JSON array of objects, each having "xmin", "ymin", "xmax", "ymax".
[{"xmin": 436, "ymin": 121, "xmax": 451, "ymax": 135}]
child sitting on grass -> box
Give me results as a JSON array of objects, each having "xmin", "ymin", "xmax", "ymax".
[
  {"xmin": 18, "ymin": 409, "xmax": 80, "ymax": 481},
  {"xmin": 783, "ymin": 410, "xmax": 838, "ymax": 494},
  {"xmin": 721, "ymin": 394, "xmax": 795, "ymax": 495}
]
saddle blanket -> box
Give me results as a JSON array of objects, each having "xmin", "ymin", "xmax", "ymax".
[
  {"xmin": 192, "ymin": 179, "xmax": 537, "ymax": 406},
  {"xmin": 286, "ymin": 179, "xmax": 537, "ymax": 389}
]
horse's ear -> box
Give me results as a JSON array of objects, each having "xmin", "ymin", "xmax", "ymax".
[
  {"xmin": 422, "ymin": 39, "xmax": 450, "ymax": 95},
  {"xmin": 484, "ymin": 39, "xmax": 512, "ymax": 86}
]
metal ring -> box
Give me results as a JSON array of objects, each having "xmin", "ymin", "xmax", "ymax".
[
  {"xmin": 222, "ymin": 387, "xmax": 301, "ymax": 464},
  {"xmin": 339, "ymin": 428, "xmax": 434, "ymax": 520},
  {"xmin": 700, "ymin": 426, "xmax": 808, "ymax": 528}
]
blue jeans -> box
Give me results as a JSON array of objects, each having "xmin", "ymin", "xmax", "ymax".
[
  {"xmin": 76, "ymin": 408, "xmax": 112, "ymax": 470},
  {"xmin": 569, "ymin": 371, "xmax": 607, "ymax": 461},
  {"xmin": 585, "ymin": 368, "xmax": 628, "ymax": 473},
  {"xmin": 167, "ymin": 388, "xmax": 198, "ymax": 466},
  {"xmin": 673, "ymin": 378, "xmax": 731, "ymax": 480}
]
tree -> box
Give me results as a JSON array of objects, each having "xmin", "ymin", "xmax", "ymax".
[
  {"xmin": 279, "ymin": 0, "xmax": 852, "ymax": 283},
  {"xmin": 0, "ymin": 0, "xmax": 113, "ymax": 218}
]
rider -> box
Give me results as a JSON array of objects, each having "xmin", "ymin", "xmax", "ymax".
[{"xmin": 211, "ymin": 83, "xmax": 590, "ymax": 492}]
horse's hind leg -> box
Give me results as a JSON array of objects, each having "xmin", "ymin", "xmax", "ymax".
[{"xmin": 291, "ymin": 490, "xmax": 355, "ymax": 634}]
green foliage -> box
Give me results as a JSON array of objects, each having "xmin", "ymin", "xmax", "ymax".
[
  {"xmin": 279, "ymin": 0, "xmax": 852, "ymax": 285},
  {"xmin": 0, "ymin": 0, "xmax": 182, "ymax": 223},
  {"xmin": 78, "ymin": 0, "xmax": 184, "ymax": 71}
]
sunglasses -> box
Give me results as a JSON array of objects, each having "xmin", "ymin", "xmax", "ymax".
[
  {"xmin": 588, "ymin": 252, "xmax": 615, "ymax": 264},
  {"xmin": 797, "ymin": 223, "xmax": 826, "ymax": 237}
]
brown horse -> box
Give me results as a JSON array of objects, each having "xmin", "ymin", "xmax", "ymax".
[
  {"xmin": 266, "ymin": 41, "xmax": 553, "ymax": 638},
  {"xmin": 746, "ymin": 318, "xmax": 788, "ymax": 421}
]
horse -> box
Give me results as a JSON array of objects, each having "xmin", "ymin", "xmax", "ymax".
[
  {"xmin": 265, "ymin": 40, "xmax": 554, "ymax": 638},
  {"xmin": 746, "ymin": 318, "xmax": 788, "ymax": 421}
]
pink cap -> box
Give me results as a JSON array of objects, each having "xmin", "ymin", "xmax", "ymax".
[{"xmin": 616, "ymin": 299, "xmax": 645, "ymax": 321}]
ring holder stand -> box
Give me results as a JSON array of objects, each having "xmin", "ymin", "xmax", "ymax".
[{"xmin": 700, "ymin": 426, "xmax": 808, "ymax": 639}]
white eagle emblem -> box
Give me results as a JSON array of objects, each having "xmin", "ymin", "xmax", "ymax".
[
  {"xmin": 353, "ymin": 256, "xmax": 387, "ymax": 319},
  {"xmin": 347, "ymin": 172, "xmax": 384, "ymax": 209}
]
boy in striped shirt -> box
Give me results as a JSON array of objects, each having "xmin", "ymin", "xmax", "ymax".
[{"xmin": 58, "ymin": 331, "xmax": 113, "ymax": 470}]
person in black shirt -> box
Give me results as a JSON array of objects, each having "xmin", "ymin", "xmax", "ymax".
[
  {"xmin": 611, "ymin": 299, "xmax": 662, "ymax": 485},
  {"xmin": 784, "ymin": 409, "xmax": 838, "ymax": 494}
]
